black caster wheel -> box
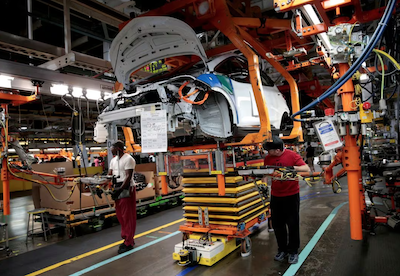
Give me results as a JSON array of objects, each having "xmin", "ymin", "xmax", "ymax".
[{"xmin": 241, "ymin": 236, "xmax": 252, "ymax": 257}]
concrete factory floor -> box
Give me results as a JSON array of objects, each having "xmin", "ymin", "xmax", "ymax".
[{"xmin": 1, "ymin": 173, "xmax": 400, "ymax": 276}]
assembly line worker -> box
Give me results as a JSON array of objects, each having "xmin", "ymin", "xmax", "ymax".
[
  {"xmin": 108, "ymin": 140, "xmax": 137, "ymax": 254},
  {"xmin": 306, "ymin": 144, "xmax": 316, "ymax": 173},
  {"xmin": 263, "ymin": 136, "xmax": 310, "ymax": 264}
]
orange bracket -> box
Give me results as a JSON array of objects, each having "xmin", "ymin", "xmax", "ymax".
[
  {"xmin": 264, "ymin": 53, "xmax": 303, "ymax": 141},
  {"xmin": 122, "ymin": 127, "xmax": 142, "ymax": 153},
  {"xmin": 210, "ymin": 0, "xmax": 272, "ymax": 145}
]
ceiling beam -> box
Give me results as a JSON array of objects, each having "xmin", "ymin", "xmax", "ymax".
[
  {"xmin": 0, "ymin": 59, "xmax": 114, "ymax": 93},
  {"xmin": 72, "ymin": 36, "xmax": 89, "ymax": 48},
  {"xmin": 0, "ymin": 31, "xmax": 112, "ymax": 73},
  {"xmin": 49, "ymin": 0, "xmax": 130, "ymax": 28}
]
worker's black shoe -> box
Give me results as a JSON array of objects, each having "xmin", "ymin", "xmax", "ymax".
[
  {"xmin": 288, "ymin": 253, "xmax": 299, "ymax": 264},
  {"xmin": 274, "ymin": 251, "xmax": 287, "ymax": 262},
  {"xmin": 118, "ymin": 243, "xmax": 134, "ymax": 254}
]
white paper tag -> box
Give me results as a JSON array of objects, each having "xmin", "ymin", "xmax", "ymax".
[
  {"xmin": 140, "ymin": 110, "xmax": 168, "ymax": 153},
  {"xmin": 313, "ymin": 120, "xmax": 343, "ymax": 151}
]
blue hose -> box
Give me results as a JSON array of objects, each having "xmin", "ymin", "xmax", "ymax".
[{"xmin": 292, "ymin": 0, "xmax": 397, "ymax": 121}]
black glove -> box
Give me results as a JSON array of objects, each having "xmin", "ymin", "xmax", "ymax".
[{"xmin": 111, "ymin": 188, "xmax": 122, "ymax": 200}]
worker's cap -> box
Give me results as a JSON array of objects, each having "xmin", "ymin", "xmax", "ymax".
[
  {"xmin": 112, "ymin": 140, "xmax": 125, "ymax": 150},
  {"xmin": 263, "ymin": 136, "xmax": 284, "ymax": 151}
]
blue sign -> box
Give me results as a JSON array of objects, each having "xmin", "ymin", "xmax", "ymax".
[{"xmin": 318, "ymin": 124, "xmax": 333, "ymax": 134}]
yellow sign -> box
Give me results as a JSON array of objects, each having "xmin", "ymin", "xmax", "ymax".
[{"xmin": 211, "ymin": 170, "xmax": 222, "ymax": 175}]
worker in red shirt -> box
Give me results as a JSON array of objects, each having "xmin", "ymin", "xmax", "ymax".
[{"xmin": 263, "ymin": 136, "xmax": 310, "ymax": 264}]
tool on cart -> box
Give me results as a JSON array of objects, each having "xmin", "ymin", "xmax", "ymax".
[{"xmin": 364, "ymin": 161, "xmax": 400, "ymax": 231}]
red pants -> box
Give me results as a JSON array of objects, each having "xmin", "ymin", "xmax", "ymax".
[{"xmin": 115, "ymin": 188, "xmax": 137, "ymax": 246}]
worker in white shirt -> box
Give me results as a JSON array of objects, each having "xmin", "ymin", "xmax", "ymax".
[{"xmin": 108, "ymin": 140, "xmax": 137, "ymax": 254}]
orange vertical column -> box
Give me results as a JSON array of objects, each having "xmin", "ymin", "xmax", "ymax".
[
  {"xmin": 217, "ymin": 174, "xmax": 226, "ymax": 196},
  {"xmin": 1, "ymin": 104, "xmax": 10, "ymax": 215},
  {"xmin": 338, "ymin": 64, "xmax": 363, "ymax": 240},
  {"xmin": 161, "ymin": 175, "xmax": 168, "ymax": 195}
]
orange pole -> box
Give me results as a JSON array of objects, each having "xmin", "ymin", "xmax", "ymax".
[
  {"xmin": 217, "ymin": 174, "xmax": 225, "ymax": 196},
  {"xmin": 339, "ymin": 63, "xmax": 363, "ymax": 240},
  {"xmin": 1, "ymin": 104, "xmax": 10, "ymax": 215},
  {"xmin": 161, "ymin": 175, "xmax": 168, "ymax": 195}
]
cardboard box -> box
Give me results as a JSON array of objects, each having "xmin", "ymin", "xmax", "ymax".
[
  {"xmin": 40, "ymin": 181, "xmax": 114, "ymax": 211},
  {"xmin": 136, "ymin": 163, "xmax": 157, "ymax": 173},
  {"xmin": 154, "ymin": 175, "xmax": 183, "ymax": 195},
  {"xmin": 135, "ymin": 171, "xmax": 156, "ymax": 201},
  {"xmin": 32, "ymin": 162, "xmax": 74, "ymax": 176},
  {"xmin": 136, "ymin": 163, "xmax": 183, "ymax": 195},
  {"xmin": 32, "ymin": 163, "xmax": 104, "ymax": 210}
]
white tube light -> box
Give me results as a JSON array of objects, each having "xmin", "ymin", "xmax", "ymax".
[
  {"xmin": 0, "ymin": 75, "xmax": 14, "ymax": 88},
  {"xmin": 51, "ymin": 84, "xmax": 112, "ymax": 101},
  {"xmin": 72, "ymin": 87, "xmax": 82, "ymax": 98},
  {"xmin": 86, "ymin": 89, "xmax": 101, "ymax": 100},
  {"xmin": 50, "ymin": 84, "xmax": 68, "ymax": 95}
]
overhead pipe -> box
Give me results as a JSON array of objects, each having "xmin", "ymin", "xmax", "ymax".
[
  {"xmin": 27, "ymin": 0, "xmax": 33, "ymax": 40},
  {"xmin": 63, "ymin": 0, "xmax": 72, "ymax": 53}
]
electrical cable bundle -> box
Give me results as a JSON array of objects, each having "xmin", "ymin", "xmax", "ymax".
[{"xmin": 292, "ymin": 0, "xmax": 397, "ymax": 120}]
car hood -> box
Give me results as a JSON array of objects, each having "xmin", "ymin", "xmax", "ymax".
[{"xmin": 110, "ymin": 16, "xmax": 208, "ymax": 89}]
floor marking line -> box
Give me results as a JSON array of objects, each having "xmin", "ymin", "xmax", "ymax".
[
  {"xmin": 176, "ymin": 265, "xmax": 198, "ymax": 276},
  {"xmin": 69, "ymin": 231, "xmax": 181, "ymax": 276},
  {"xmin": 25, "ymin": 218, "xmax": 184, "ymax": 276},
  {"xmin": 159, "ymin": 231, "xmax": 172, "ymax": 234},
  {"xmin": 283, "ymin": 202, "xmax": 348, "ymax": 276},
  {"xmin": 0, "ymin": 234, "xmax": 26, "ymax": 244},
  {"xmin": 146, "ymin": 235, "xmax": 159, "ymax": 239}
]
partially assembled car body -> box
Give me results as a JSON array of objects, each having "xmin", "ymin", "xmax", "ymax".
[{"xmin": 96, "ymin": 16, "xmax": 291, "ymax": 146}]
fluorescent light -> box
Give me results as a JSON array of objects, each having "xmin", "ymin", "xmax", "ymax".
[
  {"xmin": 51, "ymin": 84, "xmax": 112, "ymax": 101},
  {"xmin": 86, "ymin": 89, "xmax": 101, "ymax": 100},
  {"xmin": 90, "ymin": 147, "xmax": 103, "ymax": 150},
  {"xmin": 72, "ymin": 87, "xmax": 82, "ymax": 97},
  {"xmin": 20, "ymin": 126, "xmax": 28, "ymax": 130},
  {"xmin": 0, "ymin": 75, "xmax": 14, "ymax": 88},
  {"xmin": 50, "ymin": 84, "xmax": 68, "ymax": 95}
]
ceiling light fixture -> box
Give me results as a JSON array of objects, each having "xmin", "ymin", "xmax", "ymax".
[
  {"xmin": 50, "ymin": 84, "xmax": 68, "ymax": 95},
  {"xmin": 71, "ymin": 87, "xmax": 82, "ymax": 98},
  {"xmin": 0, "ymin": 75, "xmax": 14, "ymax": 88},
  {"xmin": 86, "ymin": 89, "xmax": 101, "ymax": 100}
]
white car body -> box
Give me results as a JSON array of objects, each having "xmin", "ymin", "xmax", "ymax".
[{"xmin": 98, "ymin": 16, "xmax": 291, "ymax": 145}]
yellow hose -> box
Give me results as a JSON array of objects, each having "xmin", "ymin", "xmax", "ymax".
[{"xmin": 373, "ymin": 49, "xmax": 400, "ymax": 69}]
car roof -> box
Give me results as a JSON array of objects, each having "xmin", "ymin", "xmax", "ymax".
[{"xmin": 207, "ymin": 53, "xmax": 244, "ymax": 72}]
